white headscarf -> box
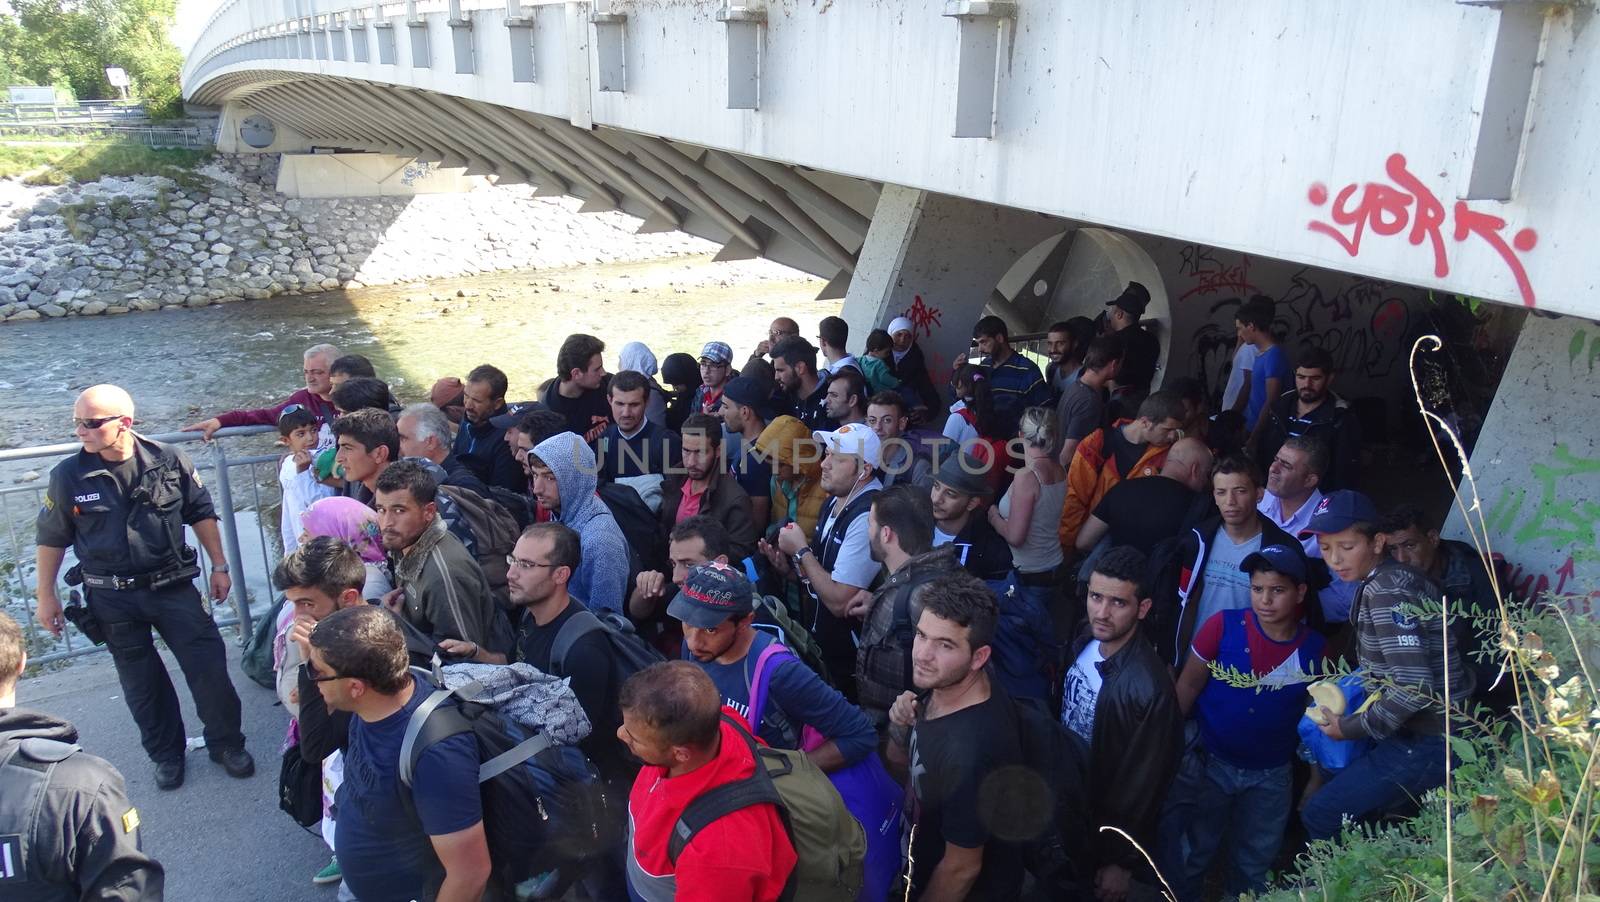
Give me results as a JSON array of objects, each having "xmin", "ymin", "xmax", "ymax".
[{"xmin": 619, "ymin": 341, "xmax": 659, "ymax": 376}]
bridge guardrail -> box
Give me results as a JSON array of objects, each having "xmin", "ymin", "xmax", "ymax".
[{"xmin": 0, "ymin": 426, "xmax": 286, "ymax": 665}]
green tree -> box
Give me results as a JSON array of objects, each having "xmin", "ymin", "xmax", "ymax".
[{"xmin": 0, "ymin": 0, "xmax": 184, "ymax": 118}]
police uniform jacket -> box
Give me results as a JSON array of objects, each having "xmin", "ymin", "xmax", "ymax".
[
  {"xmin": 36, "ymin": 434, "xmax": 217, "ymax": 577},
  {"xmin": 0, "ymin": 707, "xmax": 164, "ymax": 900}
]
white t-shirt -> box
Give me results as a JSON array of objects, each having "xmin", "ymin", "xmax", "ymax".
[
  {"xmin": 1059, "ymin": 640, "xmax": 1105, "ymax": 741},
  {"xmin": 278, "ymin": 455, "xmax": 334, "ymax": 554},
  {"xmin": 817, "ymin": 481, "xmax": 884, "ymax": 590},
  {"xmin": 1221, "ymin": 342, "xmax": 1259, "ymax": 412},
  {"xmin": 942, "ymin": 400, "xmax": 979, "ymax": 448}
]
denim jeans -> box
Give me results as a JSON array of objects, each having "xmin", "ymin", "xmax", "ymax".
[
  {"xmin": 1301, "ymin": 732, "xmax": 1448, "ymax": 841},
  {"xmin": 1182, "ymin": 757, "xmax": 1292, "ymax": 899}
]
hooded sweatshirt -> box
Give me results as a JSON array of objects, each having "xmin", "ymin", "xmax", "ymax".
[
  {"xmin": 0, "ymin": 708, "xmax": 165, "ymax": 901},
  {"xmin": 532, "ymin": 431, "xmax": 631, "ymax": 614}
]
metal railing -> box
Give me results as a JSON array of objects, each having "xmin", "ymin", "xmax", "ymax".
[
  {"xmin": 0, "ymin": 101, "xmax": 149, "ymax": 124},
  {"xmin": 0, "ymin": 426, "xmax": 286, "ymax": 665},
  {"xmin": 0, "ymin": 123, "xmax": 217, "ymax": 149}
]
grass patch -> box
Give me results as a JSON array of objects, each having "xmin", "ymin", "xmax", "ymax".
[{"xmin": 0, "ymin": 141, "xmax": 211, "ymax": 186}]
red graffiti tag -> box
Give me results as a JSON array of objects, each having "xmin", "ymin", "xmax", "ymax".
[
  {"xmin": 1177, "ymin": 245, "xmax": 1258, "ymax": 302},
  {"xmin": 905, "ymin": 294, "xmax": 942, "ymax": 338},
  {"xmin": 1307, "ymin": 153, "xmax": 1539, "ymax": 307}
]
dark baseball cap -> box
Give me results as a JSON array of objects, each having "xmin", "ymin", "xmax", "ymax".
[
  {"xmin": 489, "ymin": 400, "xmax": 546, "ymax": 430},
  {"xmin": 1105, "ymin": 281, "xmax": 1151, "ymax": 318},
  {"xmin": 667, "ymin": 561, "xmax": 755, "ymax": 628},
  {"xmin": 1239, "ymin": 544, "xmax": 1308, "ymax": 583},
  {"xmin": 722, "ymin": 375, "xmax": 766, "ymax": 410},
  {"xmin": 1299, "ymin": 490, "xmax": 1380, "ymax": 537},
  {"xmin": 933, "ymin": 451, "xmax": 993, "ymax": 497}
]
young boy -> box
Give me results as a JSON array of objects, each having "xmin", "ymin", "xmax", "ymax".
[
  {"xmin": 1238, "ymin": 297, "xmax": 1287, "ymax": 450},
  {"xmin": 1299, "ymin": 490, "xmax": 1474, "ymax": 841},
  {"xmin": 1169, "ymin": 543, "xmax": 1326, "ymax": 900},
  {"xmin": 277, "ymin": 405, "xmax": 333, "ymax": 554}
]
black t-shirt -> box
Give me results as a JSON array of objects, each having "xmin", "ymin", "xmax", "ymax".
[
  {"xmin": 544, "ymin": 385, "xmax": 613, "ymax": 444},
  {"xmin": 1119, "ymin": 325, "xmax": 1160, "ymax": 392},
  {"xmin": 1104, "ymin": 424, "xmax": 1149, "ymax": 478},
  {"xmin": 1093, "ymin": 476, "xmax": 1201, "ymax": 553},
  {"xmin": 511, "ymin": 601, "xmax": 626, "ymax": 776},
  {"xmin": 909, "ymin": 685, "xmax": 1025, "ymax": 900}
]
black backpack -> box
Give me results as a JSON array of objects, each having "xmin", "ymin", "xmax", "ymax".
[
  {"xmin": 550, "ymin": 608, "xmax": 665, "ymax": 686},
  {"xmin": 1006, "ymin": 698, "xmax": 1094, "ymax": 893},
  {"xmin": 398, "ymin": 666, "xmax": 618, "ymax": 899},
  {"xmin": 596, "ymin": 482, "xmax": 665, "ymax": 583},
  {"xmin": 1141, "ymin": 533, "xmax": 1189, "ymax": 668}
]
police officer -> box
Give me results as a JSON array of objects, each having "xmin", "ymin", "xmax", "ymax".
[
  {"xmin": 0, "ymin": 611, "xmax": 165, "ymax": 900},
  {"xmin": 34, "ymin": 384, "xmax": 254, "ymax": 790}
]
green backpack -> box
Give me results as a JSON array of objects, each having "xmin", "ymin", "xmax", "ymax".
[
  {"xmin": 752, "ymin": 593, "xmax": 831, "ymax": 683},
  {"xmin": 240, "ymin": 595, "xmax": 286, "ymax": 690},
  {"xmin": 668, "ymin": 714, "xmax": 865, "ymax": 902}
]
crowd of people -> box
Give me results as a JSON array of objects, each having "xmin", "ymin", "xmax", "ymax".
[{"xmin": 9, "ymin": 283, "xmax": 1504, "ymax": 902}]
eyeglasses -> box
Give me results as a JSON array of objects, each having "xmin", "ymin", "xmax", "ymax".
[
  {"xmin": 299, "ymin": 660, "xmax": 347, "ymax": 683},
  {"xmin": 73, "ymin": 415, "xmax": 121, "ymax": 430},
  {"xmin": 506, "ymin": 555, "xmax": 557, "ymax": 572}
]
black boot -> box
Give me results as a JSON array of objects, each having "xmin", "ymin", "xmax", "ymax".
[
  {"xmin": 154, "ymin": 759, "xmax": 185, "ymax": 790},
  {"xmin": 208, "ymin": 745, "xmax": 255, "ymax": 778}
]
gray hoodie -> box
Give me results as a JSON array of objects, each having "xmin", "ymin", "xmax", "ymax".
[{"xmin": 532, "ymin": 432, "xmax": 631, "ymax": 613}]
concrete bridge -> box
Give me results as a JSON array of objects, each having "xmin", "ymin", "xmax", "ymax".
[{"xmin": 182, "ymin": 1, "xmax": 1600, "ymax": 599}]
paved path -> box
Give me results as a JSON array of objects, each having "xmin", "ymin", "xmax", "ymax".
[{"xmin": 18, "ymin": 634, "xmax": 333, "ymax": 902}]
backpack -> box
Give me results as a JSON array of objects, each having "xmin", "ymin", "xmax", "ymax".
[
  {"xmin": 0, "ymin": 733, "xmax": 87, "ymax": 884},
  {"xmin": 748, "ymin": 646, "xmax": 901, "ymax": 902},
  {"xmin": 240, "ymin": 594, "xmax": 287, "ymax": 689},
  {"xmin": 987, "ymin": 572, "xmax": 1056, "ymax": 704},
  {"xmin": 398, "ymin": 666, "xmax": 617, "ymax": 899},
  {"xmin": 752, "ymin": 593, "xmax": 831, "ymax": 682},
  {"xmin": 438, "ymin": 484, "xmax": 521, "ymax": 603},
  {"xmin": 856, "ymin": 564, "xmax": 951, "ymax": 716},
  {"xmin": 1006, "ymin": 698, "xmax": 1094, "ymax": 892},
  {"xmin": 669, "ymin": 713, "xmax": 866, "ymax": 902},
  {"xmin": 484, "ymin": 485, "xmax": 536, "ymax": 529},
  {"xmin": 550, "ymin": 607, "xmax": 665, "ymax": 686},
  {"xmin": 597, "ymin": 482, "xmax": 665, "ymax": 583},
  {"xmin": 1141, "ymin": 533, "xmax": 1189, "ymax": 668}
]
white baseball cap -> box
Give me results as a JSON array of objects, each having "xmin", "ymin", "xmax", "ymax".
[{"xmin": 812, "ymin": 423, "xmax": 882, "ymax": 469}]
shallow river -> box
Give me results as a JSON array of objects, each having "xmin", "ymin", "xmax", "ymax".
[{"xmin": 0, "ymin": 253, "xmax": 827, "ymax": 451}]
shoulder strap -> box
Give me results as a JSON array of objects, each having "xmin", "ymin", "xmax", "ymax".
[
  {"xmin": 746, "ymin": 644, "xmax": 797, "ymax": 732},
  {"xmin": 667, "ymin": 715, "xmax": 785, "ymax": 864},
  {"xmin": 398, "ymin": 673, "xmax": 475, "ymax": 788},
  {"xmin": 551, "ymin": 609, "xmax": 604, "ymax": 673}
]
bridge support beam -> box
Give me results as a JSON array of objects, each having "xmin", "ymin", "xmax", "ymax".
[{"xmin": 840, "ymin": 184, "xmax": 1063, "ymax": 377}]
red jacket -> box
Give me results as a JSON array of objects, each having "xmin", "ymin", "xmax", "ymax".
[
  {"xmin": 215, "ymin": 387, "xmax": 338, "ymax": 430},
  {"xmin": 626, "ymin": 710, "xmax": 797, "ymax": 901}
]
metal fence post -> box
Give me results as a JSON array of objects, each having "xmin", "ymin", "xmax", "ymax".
[{"xmin": 207, "ymin": 441, "xmax": 255, "ymax": 636}]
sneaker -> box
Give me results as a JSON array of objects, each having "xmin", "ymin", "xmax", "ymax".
[{"xmin": 313, "ymin": 857, "xmax": 342, "ymax": 886}]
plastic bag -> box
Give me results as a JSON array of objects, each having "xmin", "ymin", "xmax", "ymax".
[{"xmin": 1298, "ymin": 673, "xmax": 1375, "ymax": 773}]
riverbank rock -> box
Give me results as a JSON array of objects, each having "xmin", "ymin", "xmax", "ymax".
[{"xmin": 0, "ymin": 152, "xmax": 718, "ymax": 325}]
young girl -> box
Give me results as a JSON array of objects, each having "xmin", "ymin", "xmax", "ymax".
[
  {"xmin": 989, "ymin": 406, "xmax": 1068, "ymax": 610},
  {"xmin": 943, "ymin": 364, "xmax": 1009, "ymax": 492}
]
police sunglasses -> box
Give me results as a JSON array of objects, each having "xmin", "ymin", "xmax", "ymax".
[
  {"xmin": 299, "ymin": 660, "xmax": 348, "ymax": 683},
  {"xmin": 73, "ymin": 415, "xmax": 122, "ymax": 429}
]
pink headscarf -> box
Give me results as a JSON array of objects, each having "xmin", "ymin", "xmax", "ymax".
[{"xmin": 299, "ymin": 496, "xmax": 386, "ymax": 563}]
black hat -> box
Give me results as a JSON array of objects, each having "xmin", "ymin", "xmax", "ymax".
[
  {"xmin": 489, "ymin": 401, "xmax": 545, "ymax": 430},
  {"xmin": 1106, "ymin": 281, "xmax": 1152, "ymax": 318},
  {"xmin": 667, "ymin": 561, "xmax": 756, "ymax": 628},
  {"xmin": 722, "ymin": 376, "xmax": 766, "ymax": 410},
  {"xmin": 933, "ymin": 451, "xmax": 993, "ymax": 497}
]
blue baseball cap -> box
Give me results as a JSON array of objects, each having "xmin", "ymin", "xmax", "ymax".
[
  {"xmin": 1239, "ymin": 544, "xmax": 1308, "ymax": 583},
  {"xmin": 667, "ymin": 561, "xmax": 755, "ymax": 628},
  {"xmin": 1299, "ymin": 490, "xmax": 1381, "ymax": 538}
]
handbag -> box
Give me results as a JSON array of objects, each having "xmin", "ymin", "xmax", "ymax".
[
  {"xmin": 278, "ymin": 743, "xmax": 323, "ymax": 827},
  {"xmin": 749, "ymin": 643, "xmax": 904, "ymax": 902}
]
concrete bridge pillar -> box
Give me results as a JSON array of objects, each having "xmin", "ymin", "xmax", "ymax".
[{"xmin": 840, "ymin": 184, "xmax": 1065, "ymax": 379}]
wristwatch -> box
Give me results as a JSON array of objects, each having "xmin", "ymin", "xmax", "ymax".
[
  {"xmin": 793, "ymin": 547, "xmax": 814, "ymax": 563},
  {"xmin": 210, "ymin": 563, "xmax": 230, "ymax": 574}
]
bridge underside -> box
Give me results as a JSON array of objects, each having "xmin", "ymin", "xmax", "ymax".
[{"xmin": 193, "ymin": 72, "xmax": 880, "ymax": 297}]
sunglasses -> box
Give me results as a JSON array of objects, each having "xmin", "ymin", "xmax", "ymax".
[
  {"xmin": 299, "ymin": 660, "xmax": 347, "ymax": 683},
  {"xmin": 73, "ymin": 415, "xmax": 122, "ymax": 429}
]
